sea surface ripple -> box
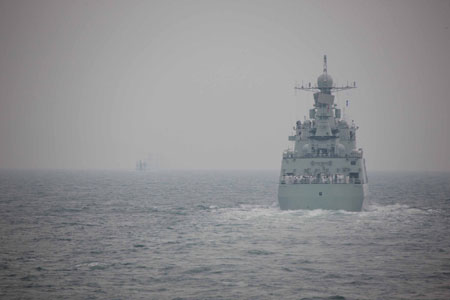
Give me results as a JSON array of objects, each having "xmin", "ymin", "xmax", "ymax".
[{"xmin": 0, "ymin": 170, "xmax": 449, "ymax": 299}]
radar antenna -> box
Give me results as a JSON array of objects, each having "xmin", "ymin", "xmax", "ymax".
[{"xmin": 295, "ymin": 55, "xmax": 356, "ymax": 93}]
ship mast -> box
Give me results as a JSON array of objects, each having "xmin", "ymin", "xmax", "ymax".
[
  {"xmin": 295, "ymin": 55, "xmax": 357, "ymax": 93},
  {"xmin": 294, "ymin": 55, "xmax": 358, "ymax": 139}
]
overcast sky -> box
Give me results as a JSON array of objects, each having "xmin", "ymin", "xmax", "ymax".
[{"xmin": 0, "ymin": 0, "xmax": 449, "ymax": 171}]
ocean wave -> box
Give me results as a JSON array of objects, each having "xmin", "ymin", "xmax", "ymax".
[
  {"xmin": 300, "ymin": 296, "xmax": 346, "ymax": 300},
  {"xmin": 247, "ymin": 249, "xmax": 275, "ymax": 255},
  {"xmin": 362, "ymin": 203, "xmax": 439, "ymax": 216}
]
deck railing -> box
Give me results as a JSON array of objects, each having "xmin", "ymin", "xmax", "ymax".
[
  {"xmin": 282, "ymin": 151, "xmax": 362, "ymax": 159},
  {"xmin": 280, "ymin": 175, "xmax": 361, "ymax": 185}
]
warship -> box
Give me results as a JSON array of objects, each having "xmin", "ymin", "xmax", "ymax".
[{"xmin": 278, "ymin": 56, "xmax": 367, "ymax": 211}]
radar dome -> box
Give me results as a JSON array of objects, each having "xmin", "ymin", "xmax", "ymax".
[{"xmin": 317, "ymin": 73, "xmax": 333, "ymax": 89}]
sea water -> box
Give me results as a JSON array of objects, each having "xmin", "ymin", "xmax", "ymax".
[{"xmin": 0, "ymin": 170, "xmax": 449, "ymax": 299}]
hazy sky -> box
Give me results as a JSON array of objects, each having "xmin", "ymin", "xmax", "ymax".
[{"xmin": 1, "ymin": 0, "xmax": 449, "ymax": 171}]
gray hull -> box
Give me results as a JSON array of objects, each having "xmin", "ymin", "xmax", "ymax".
[{"xmin": 278, "ymin": 183, "xmax": 366, "ymax": 211}]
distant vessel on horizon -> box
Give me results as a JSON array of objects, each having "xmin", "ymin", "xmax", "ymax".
[
  {"xmin": 136, "ymin": 159, "xmax": 147, "ymax": 171},
  {"xmin": 135, "ymin": 153, "xmax": 164, "ymax": 171},
  {"xmin": 278, "ymin": 55, "xmax": 368, "ymax": 211}
]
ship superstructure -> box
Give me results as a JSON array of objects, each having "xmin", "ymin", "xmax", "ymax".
[{"xmin": 278, "ymin": 56, "xmax": 367, "ymax": 211}]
